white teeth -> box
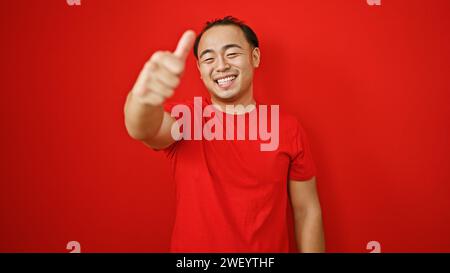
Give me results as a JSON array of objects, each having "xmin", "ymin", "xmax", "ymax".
[{"xmin": 216, "ymin": 75, "xmax": 236, "ymax": 84}]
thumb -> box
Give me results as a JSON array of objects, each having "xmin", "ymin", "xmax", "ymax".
[{"xmin": 173, "ymin": 30, "xmax": 196, "ymax": 62}]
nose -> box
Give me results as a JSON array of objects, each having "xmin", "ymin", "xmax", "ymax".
[{"xmin": 215, "ymin": 55, "xmax": 230, "ymax": 72}]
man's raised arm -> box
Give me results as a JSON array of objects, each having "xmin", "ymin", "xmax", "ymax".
[{"xmin": 124, "ymin": 30, "xmax": 195, "ymax": 149}]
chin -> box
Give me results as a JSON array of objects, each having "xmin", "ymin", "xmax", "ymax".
[{"xmin": 211, "ymin": 88, "xmax": 241, "ymax": 101}]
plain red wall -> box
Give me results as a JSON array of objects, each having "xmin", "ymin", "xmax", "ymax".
[{"xmin": 1, "ymin": 0, "xmax": 449, "ymax": 252}]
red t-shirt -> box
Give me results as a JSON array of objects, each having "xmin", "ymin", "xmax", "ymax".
[{"xmin": 160, "ymin": 96, "xmax": 316, "ymax": 252}]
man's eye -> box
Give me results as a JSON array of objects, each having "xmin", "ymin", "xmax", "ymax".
[
  {"xmin": 227, "ymin": 53, "xmax": 239, "ymax": 57},
  {"xmin": 203, "ymin": 58, "xmax": 214, "ymax": 63}
]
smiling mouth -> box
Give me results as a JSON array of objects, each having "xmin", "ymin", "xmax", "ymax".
[{"xmin": 215, "ymin": 75, "xmax": 237, "ymax": 89}]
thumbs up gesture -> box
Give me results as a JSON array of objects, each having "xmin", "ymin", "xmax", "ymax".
[{"xmin": 131, "ymin": 30, "xmax": 196, "ymax": 106}]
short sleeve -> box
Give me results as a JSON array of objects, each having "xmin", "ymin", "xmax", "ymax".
[
  {"xmin": 163, "ymin": 100, "xmax": 178, "ymax": 113},
  {"xmin": 288, "ymin": 122, "xmax": 317, "ymax": 181},
  {"xmin": 152, "ymin": 98, "xmax": 197, "ymax": 156},
  {"xmin": 151, "ymin": 100, "xmax": 184, "ymax": 155}
]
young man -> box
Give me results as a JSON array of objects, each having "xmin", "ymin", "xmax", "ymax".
[{"xmin": 124, "ymin": 16, "xmax": 325, "ymax": 253}]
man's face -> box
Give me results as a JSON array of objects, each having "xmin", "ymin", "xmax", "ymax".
[{"xmin": 196, "ymin": 25, "xmax": 260, "ymax": 101}]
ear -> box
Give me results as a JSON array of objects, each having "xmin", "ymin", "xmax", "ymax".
[
  {"xmin": 196, "ymin": 60, "xmax": 202, "ymax": 79},
  {"xmin": 252, "ymin": 47, "xmax": 261, "ymax": 68}
]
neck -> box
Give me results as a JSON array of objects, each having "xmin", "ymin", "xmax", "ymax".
[{"xmin": 210, "ymin": 86, "xmax": 256, "ymax": 114}]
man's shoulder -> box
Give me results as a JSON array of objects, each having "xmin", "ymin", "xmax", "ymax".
[
  {"xmin": 270, "ymin": 105, "xmax": 301, "ymax": 130},
  {"xmin": 278, "ymin": 109, "xmax": 299, "ymax": 123}
]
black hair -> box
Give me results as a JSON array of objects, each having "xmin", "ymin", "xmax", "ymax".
[{"xmin": 193, "ymin": 16, "xmax": 259, "ymax": 59}]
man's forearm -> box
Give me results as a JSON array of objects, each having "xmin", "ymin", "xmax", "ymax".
[
  {"xmin": 124, "ymin": 92, "xmax": 164, "ymax": 140},
  {"xmin": 124, "ymin": 31, "xmax": 195, "ymax": 143},
  {"xmin": 294, "ymin": 210, "xmax": 325, "ymax": 253}
]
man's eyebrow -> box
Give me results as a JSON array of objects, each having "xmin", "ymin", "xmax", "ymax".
[
  {"xmin": 199, "ymin": 44, "xmax": 243, "ymax": 59},
  {"xmin": 199, "ymin": 49, "xmax": 214, "ymax": 59}
]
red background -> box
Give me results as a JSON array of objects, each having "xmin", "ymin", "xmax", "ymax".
[{"xmin": 1, "ymin": 0, "xmax": 449, "ymax": 253}]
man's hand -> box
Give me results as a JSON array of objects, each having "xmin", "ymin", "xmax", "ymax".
[
  {"xmin": 124, "ymin": 30, "xmax": 195, "ymax": 146},
  {"xmin": 131, "ymin": 30, "xmax": 196, "ymax": 106}
]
